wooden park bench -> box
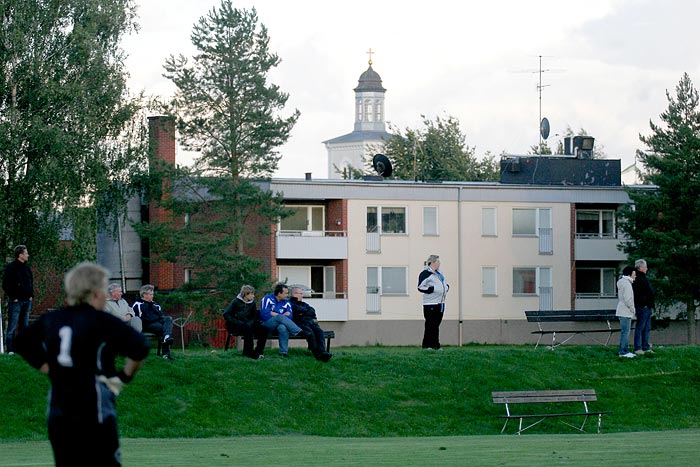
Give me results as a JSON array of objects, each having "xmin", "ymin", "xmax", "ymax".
[
  {"xmin": 224, "ymin": 329, "xmax": 335, "ymax": 353},
  {"xmin": 492, "ymin": 389, "xmax": 610, "ymax": 435},
  {"xmin": 525, "ymin": 309, "xmax": 624, "ymax": 349}
]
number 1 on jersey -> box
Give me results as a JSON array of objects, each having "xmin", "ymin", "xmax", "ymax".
[{"xmin": 57, "ymin": 326, "xmax": 74, "ymax": 367}]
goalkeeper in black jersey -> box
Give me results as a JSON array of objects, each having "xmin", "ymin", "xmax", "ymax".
[{"xmin": 15, "ymin": 262, "xmax": 150, "ymax": 467}]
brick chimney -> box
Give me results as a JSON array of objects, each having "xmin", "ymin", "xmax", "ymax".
[{"xmin": 148, "ymin": 116, "xmax": 176, "ymax": 166}]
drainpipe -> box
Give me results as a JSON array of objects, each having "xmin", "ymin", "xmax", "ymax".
[
  {"xmin": 117, "ymin": 214, "xmax": 126, "ymax": 292},
  {"xmin": 458, "ymin": 186, "xmax": 463, "ymax": 346}
]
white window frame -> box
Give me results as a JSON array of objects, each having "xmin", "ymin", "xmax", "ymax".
[
  {"xmin": 279, "ymin": 205, "xmax": 325, "ymax": 234},
  {"xmin": 575, "ymin": 267, "xmax": 617, "ymax": 298},
  {"xmin": 482, "ymin": 266, "xmax": 497, "ymax": 296},
  {"xmin": 423, "ymin": 206, "xmax": 439, "ymax": 236},
  {"xmin": 367, "ymin": 206, "xmax": 407, "ymax": 235},
  {"xmin": 512, "ymin": 266, "xmax": 552, "ymax": 296},
  {"xmin": 367, "ymin": 266, "xmax": 408, "ymax": 296},
  {"xmin": 482, "ymin": 207, "xmax": 497, "ymax": 237},
  {"xmin": 512, "ymin": 207, "xmax": 552, "ymax": 237},
  {"xmin": 575, "ymin": 209, "xmax": 617, "ymax": 238}
]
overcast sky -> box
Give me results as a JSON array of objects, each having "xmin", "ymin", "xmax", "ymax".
[{"xmin": 122, "ymin": 0, "xmax": 700, "ymax": 179}]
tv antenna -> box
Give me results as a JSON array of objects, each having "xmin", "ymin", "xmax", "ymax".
[{"xmin": 512, "ymin": 55, "xmax": 565, "ymax": 153}]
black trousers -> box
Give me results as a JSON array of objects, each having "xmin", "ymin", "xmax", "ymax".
[
  {"xmin": 422, "ymin": 303, "xmax": 444, "ymax": 349},
  {"xmin": 226, "ymin": 321, "xmax": 268, "ymax": 357},
  {"xmin": 143, "ymin": 316, "xmax": 174, "ymax": 354},
  {"xmin": 296, "ymin": 321, "xmax": 326, "ymax": 357}
]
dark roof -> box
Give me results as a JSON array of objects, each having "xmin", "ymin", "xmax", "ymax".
[
  {"xmin": 323, "ymin": 130, "xmax": 393, "ymax": 144},
  {"xmin": 354, "ymin": 65, "xmax": 386, "ymax": 92}
]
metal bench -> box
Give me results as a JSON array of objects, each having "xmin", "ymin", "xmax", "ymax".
[
  {"xmin": 525, "ymin": 309, "xmax": 623, "ymax": 349},
  {"xmin": 492, "ymin": 389, "xmax": 610, "ymax": 435}
]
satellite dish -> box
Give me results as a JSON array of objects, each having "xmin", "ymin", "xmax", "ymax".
[
  {"xmin": 540, "ymin": 117, "xmax": 550, "ymax": 140},
  {"xmin": 372, "ymin": 154, "xmax": 393, "ymax": 177}
]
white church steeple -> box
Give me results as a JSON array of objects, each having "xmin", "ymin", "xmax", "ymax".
[{"xmin": 324, "ymin": 50, "xmax": 392, "ymax": 179}]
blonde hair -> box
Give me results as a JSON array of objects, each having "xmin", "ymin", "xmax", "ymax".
[
  {"xmin": 239, "ymin": 285, "xmax": 255, "ymax": 296},
  {"xmin": 64, "ymin": 262, "xmax": 109, "ymax": 306},
  {"xmin": 425, "ymin": 255, "xmax": 440, "ymax": 266}
]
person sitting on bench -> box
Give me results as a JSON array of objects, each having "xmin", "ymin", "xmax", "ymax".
[
  {"xmin": 259, "ymin": 283, "xmax": 307, "ymax": 357},
  {"xmin": 290, "ymin": 286, "xmax": 332, "ymax": 362},
  {"xmin": 132, "ymin": 284, "xmax": 174, "ymax": 360},
  {"xmin": 223, "ymin": 285, "xmax": 267, "ymax": 360}
]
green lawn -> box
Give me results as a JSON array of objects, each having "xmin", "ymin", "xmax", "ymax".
[
  {"xmin": 2, "ymin": 431, "xmax": 700, "ymax": 466},
  {"xmin": 1, "ymin": 345, "xmax": 700, "ymax": 465}
]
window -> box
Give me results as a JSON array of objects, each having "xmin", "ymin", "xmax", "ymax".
[
  {"xmin": 278, "ymin": 265, "xmax": 337, "ymax": 299},
  {"xmin": 482, "ymin": 267, "xmax": 497, "ymax": 296},
  {"xmin": 513, "ymin": 267, "xmax": 552, "ymax": 296},
  {"xmin": 512, "ymin": 208, "xmax": 551, "ymax": 236},
  {"xmin": 280, "ymin": 206, "xmax": 324, "ymax": 233},
  {"xmin": 482, "ymin": 207, "xmax": 497, "ymax": 236},
  {"xmin": 365, "ymin": 100, "xmax": 373, "ymax": 122},
  {"xmin": 367, "ymin": 266, "xmax": 407, "ymax": 296},
  {"xmin": 576, "ymin": 210, "xmax": 616, "ymax": 238},
  {"xmin": 184, "ymin": 268, "xmax": 191, "ymax": 284},
  {"xmin": 576, "ymin": 268, "xmax": 616, "ymax": 297},
  {"xmin": 367, "ymin": 206, "xmax": 406, "ymax": 234},
  {"xmin": 423, "ymin": 206, "xmax": 438, "ymax": 235}
]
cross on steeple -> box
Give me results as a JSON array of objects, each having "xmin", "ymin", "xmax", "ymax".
[{"xmin": 366, "ymin": 48, "xmax": 374, "ymax": 66}]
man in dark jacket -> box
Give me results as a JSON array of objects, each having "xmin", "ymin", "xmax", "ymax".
[
  {"xmin": 290, "ymin": 286, "xmax": 332, "ymax": 362},
  {"xmin": 223, "ymin": 285, "xmax": 267, "ymax": 359},
  {"xmin": 2, "ymin": 245, "xmax": 34, "ymax": 354},
  {"xmin": 131, "ymin": 284, "xmax": 174, "ymax": 360},
  {"xmin": 633, "ymin": 259, "xmax": 655, "ymax": 354}
]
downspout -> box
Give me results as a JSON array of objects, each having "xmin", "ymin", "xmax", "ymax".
[
  {"xmin": 458, "ymin": 186, "xmax": 463, "ymax": 346},
  {"xmin": 117, "ymin": 214, "xmax": 126, "ymax": 292}
]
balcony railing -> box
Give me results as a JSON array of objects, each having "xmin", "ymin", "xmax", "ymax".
[
  {"xmin": 366, "ymin": 286, "xmax": 381, "ymax": 313},
  {"xmin": 539, "ymin": 286, "xmax": 553, "ymax": 311},
  {"xmin": 366, "ymin": 226, "xmax": 380, "ymax": 253},
  {"xmin": 539, "ymin": 228, "xmax": 553, "ymax": 255},
  {"xmin": 276, "ymin": 230, "xmax": 348, "ymax": 259}
]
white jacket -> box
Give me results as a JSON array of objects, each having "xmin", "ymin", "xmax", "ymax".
[{"xmin": 615, "ymin": 275, "xmax": 635, "ymax": 318}]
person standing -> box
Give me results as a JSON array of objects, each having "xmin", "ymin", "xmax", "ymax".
[
  {"xmin": 2, "ymin": 245, "xmax": 34, "ymax": 355},
  {"xmin": 223, "ymin": 285, "xmax": 267, "ymax": 359},
  {"xmin": 633, "ymin": 259, "xmax": 655, "ymax": 354},
  {"xmin": 105, "ymin": 283, "xmax": 142, "ymax": 332},
  {"xmin": 417, "ymin": 254, "xmax": 449, "ymax": 350},
  {"xmin": 132, "ymin": 284, "xmax": 175, "ymax": 360},
  {"xmin": 616, "ymin": 266, "xmax": 637, "ymax": 358},
  {"xmin": 259, "ymin": 283, "xmax": 305, "ymax": 357},
  {"xmin": 290, "ymin": 286, "xmax": 332, "ymax": 362},
  {"xmin": 14, "ymin": 262, "xmax": 149, "ymax": 467}
]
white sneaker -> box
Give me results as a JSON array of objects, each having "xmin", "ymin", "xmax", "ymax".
[
  {"xmin": 619, "ymin": 352, "xmax": 636, "ymax": 358},
  {"xmin": 634, "ymin": 350, "xmax": 645, "ymax": 355}
]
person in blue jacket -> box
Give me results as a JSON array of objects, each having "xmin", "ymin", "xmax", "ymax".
[
  {"xmin": 417, "ymin": 254, "xmax": 449, "ymax": 350},
  {"xmin": 259, "ymin": 283, "xmax": 305, "ymax": 357}
]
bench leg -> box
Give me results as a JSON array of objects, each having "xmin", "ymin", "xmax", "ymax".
[{"xmin": 326, "ymin": 336, "xmax": 331, "ymax": 352}]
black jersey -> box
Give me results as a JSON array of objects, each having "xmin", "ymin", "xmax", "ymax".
[{"xmin": 15, "ymin": 304, "xmax": 150, "ymax": 417}]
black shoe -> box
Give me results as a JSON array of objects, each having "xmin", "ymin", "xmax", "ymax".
[
  {"xmin": 162, "ymin": 354, "xmax": 174, "ymax": 360},
  {"xmin": 318, "ymin": 352, "xmax": 332, "ymax": 363}
]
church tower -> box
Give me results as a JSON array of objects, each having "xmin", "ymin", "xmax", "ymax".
[{"xmin": 324, "ymin": 51, "xmax": 391, "ymax": 179}]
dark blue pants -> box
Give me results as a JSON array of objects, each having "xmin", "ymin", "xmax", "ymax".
[
  {"xmin": 634, "ymin": 306, "xmax": 652, "ymax": 351},
  {"xmin": 5, "ymin": 299, "xmax": 32, "ymax": 353}
]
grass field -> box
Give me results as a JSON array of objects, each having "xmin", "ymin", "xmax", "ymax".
[
  {"xmin": 2, "ymin": 344, "xmax": 700, "ymax": 465},
  {"xmin": 2, "ymin": 431, "xmax": 700, "ymax": 466}
]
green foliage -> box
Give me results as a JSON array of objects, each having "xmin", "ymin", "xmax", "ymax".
[
  {"xmin": 618, "ymin": 73, "xmax": 700, "ymax": 342},
  {"xmin": 139, "ymin": 1, "xmax": 299, "ymax": 316},
  {"xmin": 4, "ymin": 345, "xmax": 700, "ymax": 440},
  {"xmin": 162, "ymin": 1, "xmax": 299, "ymax": 180},
  {"xmin": 0, "ymin": 0, "xmax": 148, "ymax": 261},
  {"xmin": 382, "ymin": 115, "xmax": 499, "ymax": 182}
]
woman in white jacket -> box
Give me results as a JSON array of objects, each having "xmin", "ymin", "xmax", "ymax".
[
  {"xmin": 616, "ymin": 266, "xmax": 637, "ymax": 358},
  {"xmin": 417, "ymin": 254, "xmax": 449, "ymax": 350}
]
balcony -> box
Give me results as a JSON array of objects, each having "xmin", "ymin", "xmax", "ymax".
[
  {"xmin": 307, "ymin": 298, "xmax": 348, "ymax": 321},
  {"xmin": 276, "ymin": 230, "xmax": 347, "ymax": 259},
  {"xmin": 574, "ymin": 234, "xmax": 627, "ymax": 261}
]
